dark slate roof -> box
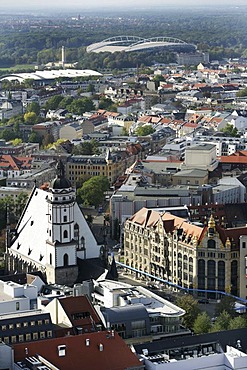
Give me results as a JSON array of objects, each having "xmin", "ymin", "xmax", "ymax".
[
  {"xmin": 101, "ymin": 304, "xmax": 149, "ymax": 323},
  {"xmin": 134, "ymin": 328, "xmax": 247, "ymax": 354}
]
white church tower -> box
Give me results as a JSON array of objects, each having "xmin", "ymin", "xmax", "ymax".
[
  {"xmin": 45, "ymin": 161, "xmax": 78, "ymax": 285},
  {"xmin": 7, "ymin": 160, "xmax": 100, "ymax": 286}
]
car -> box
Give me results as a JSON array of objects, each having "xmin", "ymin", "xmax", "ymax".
[
  {"xmin": 198, "ymin": 298, "xmax": 209, "ymax": 304},
  {"xmin": 113, "ymin": 244, "xmax": 121, "ymax": 250}
]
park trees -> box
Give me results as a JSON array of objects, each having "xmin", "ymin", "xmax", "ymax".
[
  {"xmin": 193, "ymin": 311, "xmax": 211, "ymax": 334},
  {"xmin": 135, "ymin": 125, "xmax": 155, "ymax": 136},
  {"xmin": 77, "ymin": 176, "xmax": 109, "ymax": 208},
  {"xmin": 175, "ymin": 294, "xmax": 200, "ymax": 329}
]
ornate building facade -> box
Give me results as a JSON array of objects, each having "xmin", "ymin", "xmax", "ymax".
[
  {"xmin": 124, "ymin": 208, "xmax": 247, "ymax": 299},
  {"xmin": 6, "ymin": 161, "xmax": 100, "ymax": 286}
]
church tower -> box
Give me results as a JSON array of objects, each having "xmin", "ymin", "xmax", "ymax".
[{"xmin": 45, "ymin": 161, "xmax": 78, "ymax": 285}]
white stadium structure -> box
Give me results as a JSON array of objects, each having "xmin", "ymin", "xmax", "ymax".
[
  {"xmin": 0, "ymin": 69, "xmax": 102, "ymax": 84},
  {"xmin": 87, "ymin": 35, "xmax": 196, "ymax": 54}
]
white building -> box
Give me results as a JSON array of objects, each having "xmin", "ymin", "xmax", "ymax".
[
  {"xmin": 140, "ymin": 345, "xmax": 247, "ymax": 370},
  {"xmin": 0, "ymin": 280, "xmax": 38, "ymax": 314},
  {"xmin": 7, "ymin": 161, "xmax": 100, "ymax": 286}
]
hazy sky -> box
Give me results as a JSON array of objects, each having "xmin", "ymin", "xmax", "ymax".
[{"xmin": 2, "ymin": 0, "xmax": 247, "ymax": 10}]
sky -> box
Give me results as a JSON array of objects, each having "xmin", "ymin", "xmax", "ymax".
[{"xmin": 2, "ymin": 0, "xmax": 247, "ymax": 10}]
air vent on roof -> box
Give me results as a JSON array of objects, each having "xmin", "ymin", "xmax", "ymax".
[
  {"xmin": 99, "ymin": 343, "xmax": 104, "ymax": 352},
  {"xmin": 85, "ymin": 338, "xmax": 90, "ymax": 346}
]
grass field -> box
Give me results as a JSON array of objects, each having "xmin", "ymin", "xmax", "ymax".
[{"xmin": 0, "ymin": 64, "xmax": 35, "ymax": 72}]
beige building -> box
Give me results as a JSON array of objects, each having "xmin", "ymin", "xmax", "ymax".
[
  {"xmin": 124, "ymin": 208, "xmax": 247, "ymax": 299},
  {"xmin": 172, "ymin": 168, "xmax": 208, "ymax": 186},
  {"xmin": 184, "ymin": 143, "xmax": 218, "ymax": 171},
  {"xmin": 67, "ymin": 148, "xmax": 141, "ymax": 186}
]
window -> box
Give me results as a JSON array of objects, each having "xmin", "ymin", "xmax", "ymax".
[
  {"xmin": 63, "ymin": 253, "xmax": 69, "ymax": 267},
  {"xmin": 26, "ymin": 333, "xmax": 31, "ymax": 341},
  {"xmin": 63, "ymin": 230, "xmax": 68, "ymax": 238},
  {"xmin": 16, "ymin": 302, "xmax": 20, "ymax": 311},
  {"xmin": 63, "ymin": 216, "xmax": 67, "ymax": 222},
  {"xmin": 2, "ymin": 325, "xmax": 6, "ymax": 331},
  {"xmin": 9, "ymin": 324, "xmax": 14, "ymax": 330},
  {"xmin": 38, "ymin": 320, "xmax": 42, "ymax": 326},
  {"xmin": 33, "ymin": 332, "xmax": 38, "ymax": 340},
  {"xmin": 18, "ymin": 334, "xmax": 24, "ymax": 342},
  {"xmin": 243, "ymin": 242, "xmax": 246, "ymax": 248},
  {"xmin": 16, "ymin": 323, "xmax": 21, "ymax": 328},
  {"xmin": 45, "ymin": 319, "xmax": 49, "ymax": 325},
  {"xmin": 3, "ymin": 337, "xmax": 9, "ymax": 344},
  {"xmin": 208, "ymin": 239, "xmax": 216, "ymax": 248},
  {"xmin": 23, "ymin": 322, "xmax": 28, "ymax": 327},
  {"xmin": 47, "ymin": 330, "xmax": 52, "ymax": 338},
  {"xmin": 40, "ymin": 331, "xmax": 45, "ymax": 339},
  {"xmin": 11, "ymin": 336, "xmax": 16, "ymax": 343},
  {"xmin": 30, "ymin": 321, "xmax": 35, "ymax": 326},
  {"xmin": 50, "ymin": 253, "xmax": 52, "ymax": 265}
]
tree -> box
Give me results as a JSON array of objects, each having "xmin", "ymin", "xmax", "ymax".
[
  {"xmin": 211, "ymin": 311, "xmax": 231, "ymax": 332},
  {"xmin": 175, "ymin": 294, "xmax": 200, "ymax": 329},
  {"xmin": 215, "ymin": 296, "xmax": 236, "ymax": 317},
  {"xmin": 28, "ymin": 131, "xmax": 41, "ymax": 144},
  {"xmin": 24, "ymin": 111, "xmax": 38, "ymax": 125},
  {"xmin": 135, "ymin": 125, "xmax": 155, "ymax": 136},
  {"xmin": 98, "ymin": 97, "xmax": 114, "ymax": 110},
  {"xmin": 193, "ymin": 312, "xmax": 211, "ymax": 334},
  {"xmin": 68, "ymin": 97, "xmax": 95, "ymax": 116},
  {"xmin": 26, "ymin": 101, "xmax": 40, "ymax": 116},
  {"xmin": 10, "ymin": 138, "xmax": 22, "ymax": 146},
  {"xmin": 45, "ymin": 95, "xmax": 64, "ymax": 111},
  {"xmin": 72, "ymin": 140, "xmax": 99, "ymax": 155},
  {"xmin": 228, "ymin": 316, "xmax": 247, "ymax": 330},
  {"xmin": 77, "ymin": 176, "xmax": 109, "ymax": 208},
  {"xmin": 0, "ymin": 128, "xmax": 16, "ymax": 141},
  {"xmin": 42, "ymin": 133, "xmax": 54, "ymax": 147},
  {"xmin": 237, "ymin": 87, "xmax": 247, "ymax": 97},
  {"xmin": 220, "ymin": 123, "xmax": 239, "ymax": 137}
]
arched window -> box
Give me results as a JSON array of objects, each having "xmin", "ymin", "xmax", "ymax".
[
  {"xmin": 64, "ymin": 253, "xmax": 69, "ymax": 266},
  {"xmin": 63, "ymin": 230, "xmax": 68, "ymax": 239},
  {"xmin": 207, "ymin": 260, "xmax": 216, "ymax": 290},
  {"xmin": 198, "ymin": 259, "xmax": 205, "ymax": 290},
  {"xmin": 218, "ymin": 261, "xmax": 225, "ymax": 291},
  {"xmin": 49, "ymin": 253, "xmax": 52, "ymax": 265}
]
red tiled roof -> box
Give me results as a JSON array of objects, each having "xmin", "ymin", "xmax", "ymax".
[
  {"xmin": 58, "ymin": 296, "xmax": 102, "ymax": 332},
  {"xmin": 13, "ymin": 331, "xmax": 142, "ymax": 370},
  {"xmin": 220, "ymin": 151, "xmax": 247, "ymax": 164},
  {"xmin": 0, "ymin": 155, "xmax": 32, "ymax": 171}
]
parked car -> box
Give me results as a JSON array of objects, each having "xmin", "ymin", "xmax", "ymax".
[{"xmin": 198, "ymin": 298, "xmax": 209, "ymax": 304}]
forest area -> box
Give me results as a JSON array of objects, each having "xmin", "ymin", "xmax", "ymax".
[{"xmin": 0, "ymin": 7, "xmax": 247, "ymax": 71}]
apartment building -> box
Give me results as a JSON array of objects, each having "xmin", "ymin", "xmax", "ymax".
[{"xmin": 124, "ymin": 208, "xmax": 247, "ymax": 299}]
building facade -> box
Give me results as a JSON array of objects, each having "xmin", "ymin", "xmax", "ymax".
[{"xmin": 124, "ymin": 208, "xmax": 247, "ymax": 299}]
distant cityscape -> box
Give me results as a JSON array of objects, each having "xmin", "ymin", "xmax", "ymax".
[{"xmin": 0, "ymin": 5, "xmax": 247, "ymax": 370}]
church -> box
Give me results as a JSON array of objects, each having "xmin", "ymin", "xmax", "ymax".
[{"xmin": 6, "ymin": 161, "xmax": 102, "ymax": 286}]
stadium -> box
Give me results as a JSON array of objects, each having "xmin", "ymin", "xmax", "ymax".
[{"xmin": 86, "ymin": 35, "xmax": 196, "ymax": 54}]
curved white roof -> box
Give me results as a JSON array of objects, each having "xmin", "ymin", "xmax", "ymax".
[{"xmin": 1, "ymin": 69, "xmax": 102, "ymax": 83}]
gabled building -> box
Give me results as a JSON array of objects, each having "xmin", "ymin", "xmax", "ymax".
[
  {"xmin": 44, "ymin": 295, "xmax": 103, "ymax": 335},
  {"xmin": 6, "ymin": 161, "xmax": 100, "ymax": 286},
  {"xmin": 0, "ymin": 154, "xmax": 32, "ymax": 179},
  {"xmin": 124, "ymin": 208, "xmax": 247, "ymax": 298}
]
